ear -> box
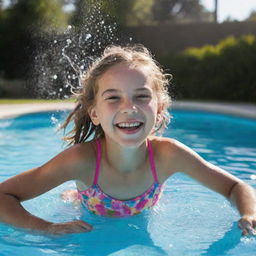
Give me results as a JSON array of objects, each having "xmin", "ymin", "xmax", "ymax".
[{"xmin": 89, "ymin": 106, "xmax": 100, "ymax": 126}]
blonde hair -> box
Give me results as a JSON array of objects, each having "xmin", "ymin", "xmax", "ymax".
[{"xmin": 61, "ymin": 45, "xmax": 172, "ymax": 145}]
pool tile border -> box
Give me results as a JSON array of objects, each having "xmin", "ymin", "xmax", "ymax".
[{"xmin": 0, "ymin": 101, "xmax": 256, "ymax": 120}]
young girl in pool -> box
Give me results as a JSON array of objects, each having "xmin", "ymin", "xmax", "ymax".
[{"xmin": 0, "ymin": 45, "xmax": 255, "ymax": 236}]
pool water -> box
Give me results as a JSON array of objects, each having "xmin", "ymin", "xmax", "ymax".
[{"xmin": 0, "ymin": 110, "xmax": 255, "ymax": 256}]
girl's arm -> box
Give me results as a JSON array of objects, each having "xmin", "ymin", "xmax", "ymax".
[
  {"xmin": 0, "ymin": 144, "xmax": 93, "ymax": 235},
  {"xmin": 162, "ymin": 139, "xmax": 256, "ymax": 236}
]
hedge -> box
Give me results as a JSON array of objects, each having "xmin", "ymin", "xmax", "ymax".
[{"xmin": 160, "ymin": 35, "xmax": 256, "ymax": 102}]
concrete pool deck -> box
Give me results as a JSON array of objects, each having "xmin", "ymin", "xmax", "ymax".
[{"xmin": 0, "ymin": 101, "xmax": 256, "ymax": 120}]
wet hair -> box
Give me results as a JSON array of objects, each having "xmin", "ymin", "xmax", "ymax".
[{"xmin": 61, "ymin": 44, "xmax": 172, "ymax": 145}]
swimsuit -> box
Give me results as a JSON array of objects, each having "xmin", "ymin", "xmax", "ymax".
[{"xmin": 78, "ymin": 139, "xmax": 163, "ymax": 217}]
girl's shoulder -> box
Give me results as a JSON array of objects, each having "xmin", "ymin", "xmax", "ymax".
[
  {"xmin": 149, "ymin": 136, "xmax": 191, "ymax": 178},
  {"xmin": 61, "ymin": 140, "xmax": 98, "ymax": 183},
  {"xmin": 149, "ymin": 136, "xmax": 186, "ymax": 154},
  {"xmin": 56, "ymin": 140, "xmax": 97, "ymax": 172},
  {"xmin": 66, "ymin": 140, "xmax": 97, "ymax": 164},
  {"xmin": 150, "ymin": 136, "xmax": 198, "ymax": 159}
]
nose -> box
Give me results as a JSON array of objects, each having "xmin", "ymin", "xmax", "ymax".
[{"xmin": 120, "ymin": 98, "xmax": 138, "ymax": 114}]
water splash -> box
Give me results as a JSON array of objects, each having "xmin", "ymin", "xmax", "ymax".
[{"xmin": 32, "ymin": 2, "xmax": 131, "ymax": 99}]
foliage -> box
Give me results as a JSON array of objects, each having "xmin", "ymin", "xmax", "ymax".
[
  {"xmin": 160, "ymin": 35, "xmax": 256, "ymax": 102},
  {"xmin": 0, "ymin": 0, "xmax": 69, "ymax": 79},
  {"xmin": 68, "ymin": 0, "xmax": 211, "ymax": 27},
  {"xmin": 69, "ymin": 0, "xmax": 150, "ymax": 27},
  {"xmin": 126, "ymin": 0, "xmax": 155, "ymax": 26},
  {"xmin": 6, "ymin": 0, "xmax": 68, "ymax": 32},
  {"xmin": 246, "ymin": 10, "xmax": 256, "ymax": 22},
  {"xmin": 152, "ymin": 0, "xmax": 212, "ymax": 24}
]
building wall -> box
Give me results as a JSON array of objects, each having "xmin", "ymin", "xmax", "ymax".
[{"xmin": 126, "ymin": 22, "xmax": 256, "ymax": 57}]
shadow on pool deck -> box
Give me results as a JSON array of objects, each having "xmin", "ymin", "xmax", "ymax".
[{"xmin": 0, "ymin": 101, "xmax": 256, "ymax": 120}]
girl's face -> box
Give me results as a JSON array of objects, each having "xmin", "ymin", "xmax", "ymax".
[{"xmin": 89, "ymin": 63, "xmax": 159, "ymax": 147}]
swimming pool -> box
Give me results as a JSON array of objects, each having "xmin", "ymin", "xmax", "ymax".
[{"xmin": 0, "ymin": 110, "xmax": 255, "ymax": 256}]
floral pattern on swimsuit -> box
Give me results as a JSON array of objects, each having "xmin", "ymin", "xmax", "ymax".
[
  {"xmin": 77, "ymin": 139, "xmax": 163, "ymax": 217},
  {"xmin": 78, "ymin": 182, "xmax": 163, "ymax": 217}
]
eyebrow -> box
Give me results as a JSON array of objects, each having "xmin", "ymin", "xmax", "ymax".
[
  {"xmin": 101, "ymin": 88, "xmax": 151, "ymax": 96},
  {"xmin": 101, "ymin": 89, "xmax": 119, "ymax": 96}
]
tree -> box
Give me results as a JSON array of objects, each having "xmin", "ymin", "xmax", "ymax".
[
  {"xmin": 125, "ymin": 0, "xmax": 154, "ymax": 26},
  {"xmin": 152, "ymin": 0, "xmax": 212, "ymax": 24},
  {"xmin": 0, "ymin": 0, "xmax": 68, "ymax": 79},
  {"xmin": 6, "ymin": 0, "xmax": 68, "ymax": 32},
  {"xmin": 69, "ymin": 0, "xmax": 139, "ymax": 27},
  {"xmin": 246, "ymin": 10, "xmax": 256, "ymax": 22}
]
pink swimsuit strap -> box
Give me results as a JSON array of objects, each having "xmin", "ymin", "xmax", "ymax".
[
  {"xmin": 78, "ymin": 139, "xmax": 163, "ymax": 217},
  {"xmin": 92, "ymin": 139, "xmax": 159, "ymax": 185},
  {"xmin": 92, "ymin": 139, "xmax": 101, "ymax": 185}
]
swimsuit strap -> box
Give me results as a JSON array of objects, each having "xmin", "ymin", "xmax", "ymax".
[
  {"xmin": 147, "ymin": 139, "xmax": 159, "ymax": 183},
  {"xmin": 92, "ymin": 139, "xmax": 158, "ymax": 185},
  {"xmin": 92, "ymin": 139, "xmax": 101, "ymax": 185}
]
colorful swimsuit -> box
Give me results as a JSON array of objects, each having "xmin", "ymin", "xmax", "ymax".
[{"xmin": 78, "ymin": 139, "xmax": 163, "ymax": 217}]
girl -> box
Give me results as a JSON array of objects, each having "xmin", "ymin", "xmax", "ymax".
[{"xmin": 0, "ymin": 45, "xmax": 255, "ymax": 236}]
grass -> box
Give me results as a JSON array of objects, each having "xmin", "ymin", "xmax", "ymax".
[{"xmin": 0, "ymin": 98, "xmax": 75, "ymax": 104}]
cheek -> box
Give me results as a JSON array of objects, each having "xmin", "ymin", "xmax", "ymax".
[
  {"xmin": 103, "ymin": 104, "xmax": 117, "ymax": 114},
  {"xmin": 146, "ymin": 98, "xmax": 158, "ymax": 113},
  {"xmin": 97, "ymin": 104, "xmax": 116, "ymax": 120}
]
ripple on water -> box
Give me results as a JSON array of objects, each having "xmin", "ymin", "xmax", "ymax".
[
  {"xmin": 0, "ymin": 121, "xmax": 12, "ymax": 129},
  {"xmin": 0, "ymin": 110, "xmax": 256, "ymax": 255}
]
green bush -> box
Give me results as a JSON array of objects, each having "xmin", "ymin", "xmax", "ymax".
[{"xmin": 160, "ymin": 35, "xmax": 256, "ymax": 102}]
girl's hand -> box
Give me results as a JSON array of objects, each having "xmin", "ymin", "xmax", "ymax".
[
  {"xmin": 238, "ymin": 215, "xmax": 256, "ymax": 236},
  {"xmin": 47, "ymin": 220, "xmax": 93, "ymax": 235}
]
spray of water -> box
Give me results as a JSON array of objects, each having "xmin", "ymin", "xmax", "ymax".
[{"xmin": 31, "ymin": 2, "xmax": 132, "ymax": 99}]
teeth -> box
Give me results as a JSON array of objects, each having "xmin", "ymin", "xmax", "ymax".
[{"xmin": 117, "ymin": 122, "xmax": 141, "ymax": 128}]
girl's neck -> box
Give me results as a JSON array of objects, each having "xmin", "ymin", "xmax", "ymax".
[{"xmin": 102, "ymin": 137, "xmax": 148, "ymax": 174}]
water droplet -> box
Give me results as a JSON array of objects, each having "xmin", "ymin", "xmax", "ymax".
[
  {"xmin": 67, "ymin": 25, "xmax": 72, "ymax": 30},
  {"xmin": 85, "ymin": 34, "xmax": 92, "ymax": 40},
  {"xmin": 66, "ymin": 39, "xmax": 72, "ymax": 44},
  {"xmin": 54, "ymin": 40, "xmax": 57, "ymax": 44},
  {"xmin": 250, "ymin": 175, "xmax": 256, "ymax": 180},
  {"xmin": 129, "ymin": 37, "xmax": 133, "ymax": 41},
  {"xmin": 51, "ymin": 115, "xmax": 59, "ymax": 125},
  {"xmin": 59, "ymin": 88, "xmax": 63, "ymax": 92},
  {"xmin": 53, "ymin": 75, "xmax": 58, "ymax": 80},
  {"xmin": 80, "ymin": 65, "xmax": 84, "ymax": 70}
]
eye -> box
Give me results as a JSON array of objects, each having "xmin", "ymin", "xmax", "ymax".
[
  {"xmin": 105, "ymin": 96, "xmax": 120, "ymax": 101},
  {"xmin": 136, "ymin": 94, "xmax": 151, "ymax": 100}
]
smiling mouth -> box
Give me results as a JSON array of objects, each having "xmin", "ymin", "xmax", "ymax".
[{"xmin": 115, "ymin": 122, "xmax": 144, "ymax": 130}]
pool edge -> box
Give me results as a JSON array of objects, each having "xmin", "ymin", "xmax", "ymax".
[
  {"xmin": 0, "ymin": 101, "xmax": 256, "ymax": 120},
  {"xmin": 172, "ymin": 101, "xmax": 256, "ymax": 120}
]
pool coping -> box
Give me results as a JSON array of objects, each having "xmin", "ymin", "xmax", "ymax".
[
  {"xmin": 0, "ymin": 101, "xmax": 256, "ymax": 120},
  {"xmin": 172, "ymin": 101, "xmax": 256, "ymax": 119}
]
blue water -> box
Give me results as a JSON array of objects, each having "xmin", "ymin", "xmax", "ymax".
[{"xmin": 0, "ymin": 110, "xmax": 256, "ymax": 256}]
